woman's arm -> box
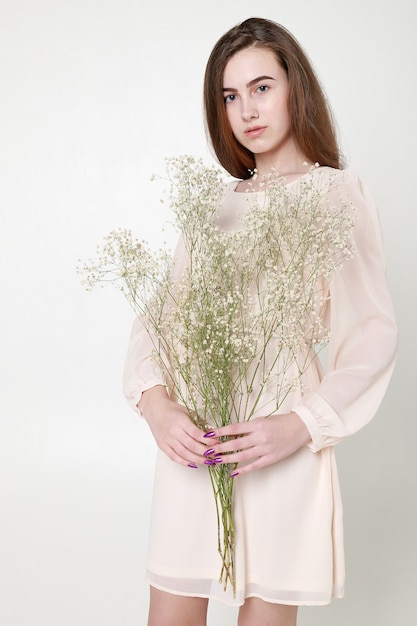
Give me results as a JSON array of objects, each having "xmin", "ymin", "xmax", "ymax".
[{"xmin": 292, "ymin": 172, "xmax": 398, "ymax": 451}]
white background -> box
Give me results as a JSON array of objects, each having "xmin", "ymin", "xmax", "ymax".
[{"xmin": 0, "ymin": 1, "xmax": 416, "ymax": 624}]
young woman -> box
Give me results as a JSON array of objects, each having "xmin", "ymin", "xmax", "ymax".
[{"xmin": 123, "ymin": 17, "xmax": 398, "ymax": 626}]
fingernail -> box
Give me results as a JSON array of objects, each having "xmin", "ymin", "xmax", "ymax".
[
  {"xmin": 188, "ymin": 463, "xmax": 198, "ymax": 469},
  {"xmin": 204, "ymin": 431, "xmax": 216, "ymax": 438},
  {"xmin": 230, "ymin": 470, "xmax": 239, "ymax": 478},
  {"xmin": 204, "ymin": 459, "xmax": 216, "ymax": 466},
  {"xmin": 213, "ymin": 456, "xmax": 223, "ymax": 463},
  {"xmin": 203, "ymin": 448, "xmax": 215, "ymax": 457}
]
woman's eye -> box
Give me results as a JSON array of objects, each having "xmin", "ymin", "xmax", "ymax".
[
  {"xmin": 224, "ymin": 94, "xmax": 236, "ymax": 103},
  {"xmin": 257, "ymin": 85, "xmax": 269, "ymax": 93}
]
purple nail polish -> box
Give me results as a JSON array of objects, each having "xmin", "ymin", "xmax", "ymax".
[
  {"xmin": 203, "ymin": 448, "xmax": 215, "ymax": 457},
  {"xmin": 230, "ymin": 470, "xmax": 239, "ymax": 478},
  {"xmin": 204, "ymin": 431, "xmax": 216, "ymax": 438},
  {"xmin": 204, "ymin": 459, "xmax": 216, "ymax": 466},
  {"xmin": 188, "ymin": 463, "xmax": 198, "ymax": 469},
  {"xmin": 213, "ymin": 456, "xmax": 223, "ymax": 463}
]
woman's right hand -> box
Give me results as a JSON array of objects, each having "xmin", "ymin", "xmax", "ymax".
[{"xmin": 138, "ymin": 385, "xmax": 212, "ymax": 468}]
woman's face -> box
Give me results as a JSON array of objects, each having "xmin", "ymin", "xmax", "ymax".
[{"xmin": 222, "ymin": 46, "xmax": 295, "ymax": 167}]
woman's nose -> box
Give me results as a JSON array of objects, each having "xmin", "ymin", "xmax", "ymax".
[{"xmin": 241, "ymin": 98, "xmax": 259, "ymax": 121}]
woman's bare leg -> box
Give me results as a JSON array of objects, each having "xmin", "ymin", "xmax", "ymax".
[
  {"xmin": 238, "ymin": 597, "xmax": 298, "ymax": 626},
  {"xmin": 147, "ymin": 585, "xmax": 209, "ymax": 626}
]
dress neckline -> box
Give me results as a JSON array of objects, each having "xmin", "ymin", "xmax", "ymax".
[{"xmin": 232, "ymin": 166, "xmax": 328, "ymax": 194}]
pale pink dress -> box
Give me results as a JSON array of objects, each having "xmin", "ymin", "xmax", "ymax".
[{"xmin": 123, "ymin": 167, "xmax": 397, "ymax": 606}]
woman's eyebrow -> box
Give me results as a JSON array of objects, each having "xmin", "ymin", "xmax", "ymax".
[{"xmin": 222, "ymin": 75, "xmax": 275, "ymax": 92}]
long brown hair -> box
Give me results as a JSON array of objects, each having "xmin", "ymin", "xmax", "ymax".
[{"xmin": 204, "ymin": 17, "xmax": 343, "ymax": 179}]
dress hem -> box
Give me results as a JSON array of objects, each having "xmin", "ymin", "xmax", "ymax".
[{"xmin": 145, "ymin": 571, "xmax": 344, "ymax": 607}]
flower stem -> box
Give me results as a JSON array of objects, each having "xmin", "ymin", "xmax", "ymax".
[{"xmin": 208, "ymin": 463, "xmax": 237, "ymax": 595}]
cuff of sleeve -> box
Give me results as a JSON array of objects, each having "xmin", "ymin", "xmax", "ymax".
[
  {"xmin": 128, "ymin": 379, "xmax": 167, "ymax": 417},
  {"xmin": 293, "ymin": 391, "xmax": 349, "ymax": 452}
]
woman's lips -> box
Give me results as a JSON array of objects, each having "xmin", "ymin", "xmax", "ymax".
[{"xmin": 245, "ymin": 126, "xmax": 266, "ymax": 138}]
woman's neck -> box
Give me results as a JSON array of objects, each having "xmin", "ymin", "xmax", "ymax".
[{"xmin": 253, "ymin": 150, "xmax": 312, "ymax": 181}]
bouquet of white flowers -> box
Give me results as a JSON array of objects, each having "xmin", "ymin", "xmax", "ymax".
[{"xmin": 79, "ymin": 156, "xmax": 355, "ymax": 594}]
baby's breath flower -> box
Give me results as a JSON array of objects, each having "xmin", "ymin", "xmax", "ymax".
[{"xmin": 79, "ymin": 156, "xmax": 355, "ymax": 596}]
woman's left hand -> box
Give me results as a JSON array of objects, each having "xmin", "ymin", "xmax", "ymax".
[{"xmin": 207, "ymin": 412, "xmax": 311, "ymax": 476}]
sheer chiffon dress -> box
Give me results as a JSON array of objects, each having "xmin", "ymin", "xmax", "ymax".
[{"xmin": 123, "ymin": 167, "xmax": 398, "ymax": 606}]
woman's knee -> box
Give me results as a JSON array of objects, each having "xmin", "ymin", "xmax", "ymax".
[
  {"xmin": 238, "ymin": 597, "xmax": 298, "ymax": 626},
  {"xmin": 147, "ymin": 586, "xmax": 209, "ymax": 626}
]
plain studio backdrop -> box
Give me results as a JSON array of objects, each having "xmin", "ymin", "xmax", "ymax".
[{"xmin": 0, "ymin": 1, "xmax": 415, "ymax": 624}]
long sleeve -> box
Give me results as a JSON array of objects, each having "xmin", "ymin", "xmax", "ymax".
[
  {"xmin": 122, "ymin": 234, "xmax": 189, "ymax": 415},
  {"xmin": 122, "ymin": 315, "xmax": 167, "ymax": 415},
  {"xmin": 293, "ymin": 171, "xmax": 398, "ymax": 451}
]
